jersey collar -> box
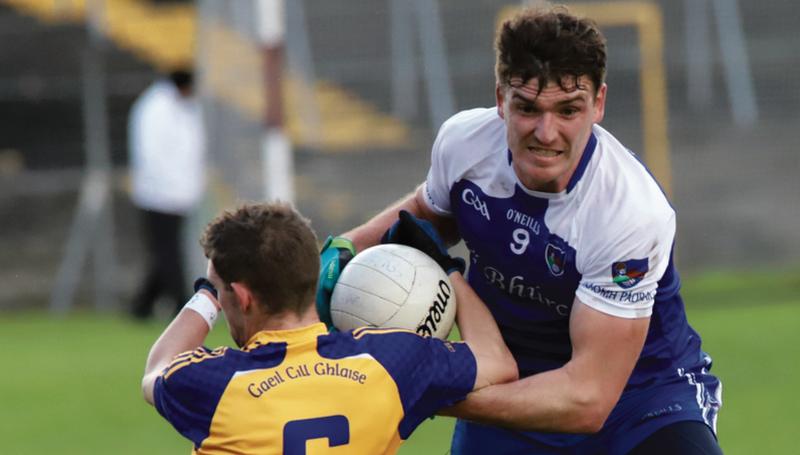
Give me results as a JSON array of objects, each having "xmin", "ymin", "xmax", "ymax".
[
  {"xmin": 242, "ymin": 323, "xmax": 328, "ymax": 351},
  {"xmin": 565, "ymin": 131, "xmax": 597, "ymax": 193}
]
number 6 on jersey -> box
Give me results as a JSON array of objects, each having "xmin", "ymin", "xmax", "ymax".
[{"xmin": 283, "ymin": 415, "xmax": 349, "ymax": 454}]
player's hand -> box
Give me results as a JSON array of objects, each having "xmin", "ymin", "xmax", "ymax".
[
  {"xmin": 381, "ymin": 210, "xmax": 466, "ymax": 274},
  {"xmin": 316, "ymin": 236, "xmax": 356, "ymax": 329}
]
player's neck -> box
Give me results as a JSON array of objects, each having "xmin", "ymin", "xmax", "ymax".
[{"xmin": 249, "ymin": 306, "xmax": 321, "ymax": 333}]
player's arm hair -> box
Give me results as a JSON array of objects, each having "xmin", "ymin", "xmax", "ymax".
[
  {"xmin": 342, "ymin": 184, "xmax": 460, "ymax": 252},
  {"xmin": 451, "ymin": 272, "xmax": 518, "ymax": 389},
  {"xmin": 141, "ymin": 300, "xmax": 213, "ymax": 406},
  {"xmin": 440, "ymin": 298, "xmax": 649, "ymax": 433}
]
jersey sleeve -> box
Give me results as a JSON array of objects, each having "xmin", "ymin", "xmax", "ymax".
[
  {"xmin": 423, "ymin": 108, "xmax": 507, "ymax": 216},
  {"xmin": 355, "ymin": 329, "xmax": 477, "ymax": 439},
  {"xmin": 400, "ymin": 337, "xmax": 476, "ymax": 435},
  {"xmin": 575, "ymin": 209, "xmax": 675, "ymax": 319},
  {"xmin": 422, "ymin": 118, "xmax": 456, "ymax": 216},
  {"xmin": 153, "ymin": 346, "xmax": 230, "ymax": 448}
]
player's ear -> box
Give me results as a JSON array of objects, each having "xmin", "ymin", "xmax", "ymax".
[
  {"xmin": 593, "ymin": 83, "xmax": 607, "ymax": 123},
  {"xmin": 230, "ymin": 282, "xmax": 253, "ymax": 312},
  {"xmin": 495, "ymin": 84, "xmax": 506, "ymax": 120}
]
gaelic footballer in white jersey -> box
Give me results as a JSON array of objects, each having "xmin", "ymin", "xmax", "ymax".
[{"xmin": 423, "ymin": 107, "xmax": 716, "ymax": 393}]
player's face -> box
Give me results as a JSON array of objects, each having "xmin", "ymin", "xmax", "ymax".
[
  {"xmin": 206, "ymin": 260, "xmax": 247, "ymax": 347},
  {"xmin": 497, "ymin": 76, "xmax": 606, "ymax": 193}
]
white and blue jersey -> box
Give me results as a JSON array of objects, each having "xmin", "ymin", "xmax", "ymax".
[{"xmin": 424, "ymin": 108, "xmax": 721, "ymax": 453}]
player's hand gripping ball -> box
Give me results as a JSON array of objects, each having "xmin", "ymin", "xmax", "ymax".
[
  {"xmin": 330, "ymin": 244, "xmax": 457, "ymax": 339},
  {"xmin": 381, "ymin": 210, "xmax": 465, "ymax": 274},
  {"xmin": 316, "ymin": 236, "xmax": 356, "ymax": 329}
]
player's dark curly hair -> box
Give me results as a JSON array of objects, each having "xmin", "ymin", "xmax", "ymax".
[
  {"xmin": 495, "ymin": 5, "xmax": 607, "ymax": 95},
  {"xmin": 200, "ymin": 202, "xmax": 320, "ymax": 316}
]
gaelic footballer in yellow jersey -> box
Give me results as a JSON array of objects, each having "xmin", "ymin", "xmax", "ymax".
[
  {"xmin": 142, "ymin": 202, "xmax": 516, "ymax": 454},
  {"xmin": 155, "ymin": 325, "xmax": 475, "ymax": 454}
]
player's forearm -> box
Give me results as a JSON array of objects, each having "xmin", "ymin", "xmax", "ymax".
[
  {"xmin": 141, "ymin": 308, "xmax": 210, "ymax": 405},
  {"xmin": 342, "ymin": 184, "xmax": 460, "ymax": 251},
  {"xmin": 442, "ymin": 363, "xmax": 610, "ymax": 433},
  {"xmin": 452, "ymin": 273, "xmax": 518, "ymax": 388},
  {"xmin": 341, "ymin": 189, "xmax": 421, "ymax": 252}
]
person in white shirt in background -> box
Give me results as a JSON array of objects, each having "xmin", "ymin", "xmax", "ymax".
[{"xmin": 129, "ymin": 68, "xmax": 206, "ymax": 319}]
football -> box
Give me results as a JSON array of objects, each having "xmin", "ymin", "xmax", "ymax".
[{"xmin": 330, "ymin": 243, "xmax": 456, "ymax": 339}]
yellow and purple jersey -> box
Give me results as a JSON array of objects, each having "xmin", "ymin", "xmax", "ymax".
[{"xmin": 154, "ymin": 323, "xmax": 476, "ymax": 454}]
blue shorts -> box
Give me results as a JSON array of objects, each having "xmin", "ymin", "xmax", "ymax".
[{"xmin": 451, "ymin": 366, "xmax": 721, "ymax": 455}]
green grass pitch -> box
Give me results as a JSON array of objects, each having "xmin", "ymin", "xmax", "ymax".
[{"xmin": 0, "ymin": 268, "xmax": 797, "ymax": 454}]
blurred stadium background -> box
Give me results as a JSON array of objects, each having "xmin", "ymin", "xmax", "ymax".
[{"xmin": 0, "ymin": 0, "xmax": 798, "ymax": 453}]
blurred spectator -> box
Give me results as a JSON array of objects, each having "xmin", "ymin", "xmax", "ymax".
[{"xmin": 128, "ymin": 69, "xmax": 206, "ymax": 319}]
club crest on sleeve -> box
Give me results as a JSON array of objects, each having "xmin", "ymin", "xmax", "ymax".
[
  {"xmin": 611, "ymin": 258, "xmax": 649, "ymax": 289},
  {"xmin": 544, "ymin": 242, "xmax": 566, "ymax": 277}
]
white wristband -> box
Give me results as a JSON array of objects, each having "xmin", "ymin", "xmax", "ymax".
[{"xmin": 184, "ymin": 292, "xmax": 220, "ymax": 330}]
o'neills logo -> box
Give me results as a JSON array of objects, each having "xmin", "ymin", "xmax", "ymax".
[{"xmin": 415, "ymin": 280, "xmax": 452, "ymax": 337}]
